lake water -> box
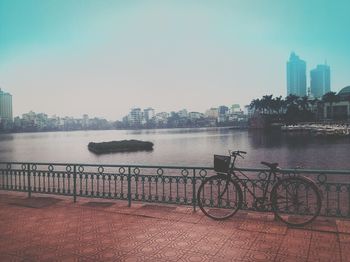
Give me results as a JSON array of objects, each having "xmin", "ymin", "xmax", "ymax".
[{"xmin": 0, "ymin": 128, "xmax": 350, "ymax": 169}]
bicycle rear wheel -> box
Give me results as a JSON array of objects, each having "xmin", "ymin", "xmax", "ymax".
[
  {"xmin": 271, "ymin": 176, "xmax": 321, "ymax": 226},
  {"xmin": 197, "ymin": 174, "xmax": 242, "ymax": 220}
]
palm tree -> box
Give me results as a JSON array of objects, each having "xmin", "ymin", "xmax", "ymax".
[
  {"xmin": 299, "ymin": 96, "xmax": 309, "ymax": 111},
  {"xmin": 285, "ymin": 94, "xmax": 299, "ymax": 108},
  {"xmin": 262, "ymin": 95, "xmax": 273, "ymax": 114},
  {"xmin": 270, "ymin": 96, "xmax": 283, "ymax": 115},
  {"xmin": 250, "ymin": 98, "xmax": 264, "ymax": 113}
]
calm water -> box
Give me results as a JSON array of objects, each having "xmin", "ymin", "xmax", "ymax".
[{"xmin": 0, "ymin": 128, "xmax": 350, "ymax": 169}]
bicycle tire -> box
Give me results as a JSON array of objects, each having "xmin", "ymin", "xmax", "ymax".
[
  {"xmin": 271, "ymin": 176, "xmax": 322, "ymax": 226},
  {"xmin": 197, "ymin": 174, "xmax": 242, "ymax": 220}
]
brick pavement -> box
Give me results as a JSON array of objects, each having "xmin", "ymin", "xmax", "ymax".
[{"xmin": 0, "ymin": 192, "xmax": 350, "ymax": 262}]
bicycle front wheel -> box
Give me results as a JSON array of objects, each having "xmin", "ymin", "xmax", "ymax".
[
  {"xmin": 271, "ymin": 176, "xmax": 322, "ymax": 226},
  {"xmin": 197, "ymin": 174, "xmax": 242, "ymax": 220}
]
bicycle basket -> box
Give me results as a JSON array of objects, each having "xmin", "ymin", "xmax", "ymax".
[{"xmin": 214, "ymin": 155, "xmax": 231, "ymax": 173}]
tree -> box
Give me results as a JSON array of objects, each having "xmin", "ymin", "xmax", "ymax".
[
  {"xmin": 299, "ymin": 96, "xmax": 309, "ymax": 111},
  {"xmin": 262, "ymin": 95, "xmax": 273, "ymax": 114},
  {"xmin": 250, "ymin": 99, "xmax": 262, "ymax": 113},
  {"xmin": 285, "ymin": 94, "xmax": 299, "ymax": 108}
]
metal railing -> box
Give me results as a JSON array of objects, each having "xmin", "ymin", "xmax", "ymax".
[{"xmin": 1, "ymin": 161, "xmax": 350, "ymax": 218}]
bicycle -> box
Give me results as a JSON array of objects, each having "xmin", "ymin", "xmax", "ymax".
[{"xmin": 197, "ymin": 150, "xmax": 322, "ymax": 226}]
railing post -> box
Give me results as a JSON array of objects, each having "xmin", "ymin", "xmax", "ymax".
[
  {"xmin": 27, "ymin": 163, "xmax": 31, "ymax": 198},
  {"xmin": 128, "ymin": 167, "xmax": 131, "ymax": 207},
  {"xmin": 73, "ymin": 165, "xmax": 77, "ymax": 203},
  {"xmin": 192, "ymin": 169, "xmax": 196, "ymax": 212}
]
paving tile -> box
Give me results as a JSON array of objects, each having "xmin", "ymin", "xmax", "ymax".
[
  {"xmin": 179, "ymin": 251, "xmax": 213, "ymax": 262},
  {"xmin": 286, "ymin": 228, "xmax": 313, "ymax": 239},
  {"xmin": 336, "ymin": 220, "xmax": 350, "ymax": 234},
  {"xmin": 216, "ymin": 245, "xmax": 248, "ymax": 260},
  {"xmin": 275, "ymin": 254, "xmax": 307, "ymax": 262},
  {"xmin": 243, "ymin": 250, "xmax": 276, "ymax": 261},
  {"xmin": 151, "ymin": 246, "xmax": 187, "ymax": 261},
  {"xmin": 0, "ymin": 192, "xmax": 348, "ymax": 262},
  {"xmin": 307, "ymin": 251, "xmax": 341, "ymax": 262},
  {"xmin": 0, "ymin": 253, "xmax": 24, "ymax": 262},
  {"xmin": 120, "ymin": 253, "xmax": 153, "ymax": 262},
  {"xmin": 249, "ymin": 239, "xmax": 281, "ymax": 254},
  {"xmin": 278, "ymin": 244, "xmax": 309, "ymax": 259},
  {"xmin": 89, "ymin": 248, "xmax": 128, "ymax": 262},
  {"xmin": 190, "ymin": 238, "xmax": 225, "ymax": 255},
  {"xmin": 339, "ymin": 233, "xmax": 350, "ymax": 244}
]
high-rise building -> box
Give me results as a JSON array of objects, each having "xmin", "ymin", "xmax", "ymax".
[
  {"xmin": 218, "ymin": 106, "xmax": 229, "ymax": 115},
  {"xmin": 143, "ymin": 108, "xmax": 155, "ymax": 122},
  {"xmin": 310, "ymin": 64, "xmax": 330, "ymax": 98},
  {"xmin": 0, "ymin": 88, "xmax": 13, "ymax": 123},
  {"xmin": 128, "ymin": 108, "xmax": 142, "ymax": 126},
  {"xmin": 287, "ymin": 52, "xmax": 307, "ymax": 97},
  {"xmin": 205, "ymin": 108, "xmax": 218, "ymax": 119}
]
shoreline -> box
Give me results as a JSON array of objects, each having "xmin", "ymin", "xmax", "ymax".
[
  {"xmin": 281, "ymin": 123, "xmax": 350, "ymax": 137},
  {"xmin": 0, "ymin": 126, "xmax": 247, "ymax": 135}
]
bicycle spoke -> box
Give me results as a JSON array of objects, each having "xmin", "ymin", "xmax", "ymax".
[
  {"xmin": 197, "ymin": 175, "xmax": 242, "ymax": 220},
  {"xmin": 272, "ymin": 177, "xmax": 321, "ymax": 226}
]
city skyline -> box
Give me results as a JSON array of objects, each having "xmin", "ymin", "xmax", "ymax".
[{"xmin": 1, "ymin": 1, "xmax": 350, "ymax": 120}]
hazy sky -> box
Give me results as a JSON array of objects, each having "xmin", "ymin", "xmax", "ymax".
[{"xmin": 1, "ymin": 0, "xmax": 349, "ymax": 120}]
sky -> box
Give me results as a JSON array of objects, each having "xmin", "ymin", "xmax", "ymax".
[{"xmin": 1, "ymin": 0, "xmax": 349, "ymax": 120}]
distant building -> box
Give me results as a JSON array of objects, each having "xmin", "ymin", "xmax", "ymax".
[
  {"xmin": 218, "ymin": 106, "xmax": 229, "ymax": 115},
  {"xmin": 230, "ymin": 104, "xmax": 241, "ymax": 113},
  {"xmin": 243, "ymin": 105, "xmax": 251, "ymax": 116},
  {"xmin": 205, "ymin": 108, "xmax": 218, "ymax": 119},
  {"xmin": 323, "ymin": 86, "xmax": 350, "ymax": 120},
  {"xmin": 287, "ymin": 52, "xmax": 307, "ymax": 97},
  {"xmin": 155, "ymin": 112, "xmax": 169, "ymax": 125},
  {"xmin": 82, "ymin": 114, "xmax": 89, "ymax": 128},
  {"xmin": 310, "ymin": 64, "xmax": 331, "ymax": 98},
  {"xmin": 0, "ymin": 88, "xmax": 13, "ymax": 124},
  {"xmin": 143, "ymin": 108, "xmax": 155, "ymax": 122},
  {"xmin": 188, "ymin": 112, "xmax": 203, "ymax": 120},
  {"xmin": 128, "ymin": 108, "xmax": 142, "ymax": 126}
]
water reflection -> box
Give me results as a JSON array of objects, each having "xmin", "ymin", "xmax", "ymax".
[
  {"xmin": 0, "ymin": 128, "xmax": 349, "ymax": 169},
  {"xmin": 0, "ymin": 134, "xmax": 14, "ymax": 141}
]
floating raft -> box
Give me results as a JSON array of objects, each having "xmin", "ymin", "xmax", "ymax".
[{"xmin": 88, "ymin": 140, "xmax": 154, "ymax": 154}]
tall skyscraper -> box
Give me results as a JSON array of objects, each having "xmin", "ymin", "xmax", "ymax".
[
  {"xmin": 0, "ymin": 88, "xmax": 13, "ymax": 123},
  {"xmin": 310, "ymin": 64, "xmax": 331, "ymax": 98},
  {"xmin": 286, "ymin": 52, "xmax": 307, "ymax": 97}
]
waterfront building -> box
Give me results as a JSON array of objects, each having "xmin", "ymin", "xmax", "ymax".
[
  {"xmin": 128, "ymin": 108, "xmax": 142, "ymax": 126},
  {"xmin": 143, "ymin": 108, "xmax": 155, "ymax": 122},
  {"xmin": 155, "ymin": 112, "xmax": 169, "ymax": 125},
  {"xmin": 0, "ymin": 88, "xmax": 13, "ymax": 124},
  {"xmin": 243, "ymin": 105, "xmax": 252, "ymax": 116},
  {"xmin": 217, "ymin": 106, "xmax": 229, "ymax": 123},
  {"xmin": 323, "ymin": 86, "xmax": 350, "ymax": 120},
  {"xmin": 188, "ymin": 112, "xmax": 203, "ymax": 120},
  {"xmin": 230, "ymin": 104, "xmax": 241, "ymax": 113},
  {"xmin": 205, "ymin": 108, "xmax": 218, "ymax": 119},
  {"xmin": 310, "ymin": 64, "xmax": 331, "ymax": 98},
  {"xmin": 286, "ymin": 52, "xmax": 307, "ymax": 97},
  {"xmin": 82, "ymin": 114, "xmax": 89, "ymax": 129},
  {"xmin": 218, "ymin": 106, "xmax": 229, "ymax": 115}
]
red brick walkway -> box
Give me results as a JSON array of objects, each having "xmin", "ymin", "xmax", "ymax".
[{"xmin": 0, "ymin": 192, "xmax": 349, "ymax": 261}]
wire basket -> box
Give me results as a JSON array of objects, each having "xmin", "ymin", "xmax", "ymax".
[{"xmin": 214, "ymin": 155, "xmax": 231, "ymax": 173}]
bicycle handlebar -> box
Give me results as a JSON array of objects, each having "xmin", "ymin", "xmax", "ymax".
[{"xmin": 229, "ymin": 150, "xmax": 247, "ymax": 159}]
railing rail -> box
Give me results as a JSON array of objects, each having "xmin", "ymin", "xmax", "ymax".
[{"xmin": 1, "ymin": 161, "xmax": 350, "ymax": 218}]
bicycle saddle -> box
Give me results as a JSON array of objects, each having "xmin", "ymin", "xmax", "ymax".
[{"xmin": 261, "ymin": 161, "xmax": 279, "ymax": 170}]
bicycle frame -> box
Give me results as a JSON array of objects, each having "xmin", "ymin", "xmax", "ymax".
[{"xmin": 220, "ymin": 156, "xmax": 280, "ymax": 206}]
